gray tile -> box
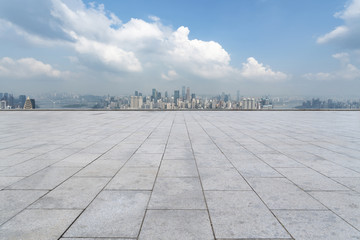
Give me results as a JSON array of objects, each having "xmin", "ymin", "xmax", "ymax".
[
  {"xmin": 163, "ymin": 148, "xmax": 194, "ymax": 160},
  {"xmin": 0, "ymin": 153, "xmax": 38, "ymax": 167},
  {"xmin": 60, "ymin": 238, "xmax": 131, "ymax": 240},
  {"xmin": 0, "ymin": 190, "xmax": 47, "ymax": 225},
  {"xmin": 0, "ymin": 159, "xmax": 59, "ymax": 177},
  {"xmin": 149, "ymin": 177, "xmax": 206, "ymax": 209},
  {"xmin": 198, "ymin": 167, "xmax": 250, "ymax": 190},
  {"xmin": 310, "ymin": 191, "xmax": 360, "ymax": 229},
  {"xmin": 53, "ymin": 153, "xmax": 100, "ymax": 167},
  {"xmin": 75, "ymin": 160, "xmax": 125, "ymax": 177},
  {"xmin": 232, "ymin": 158, "xmax": 282, "ymax": 178},
  {"xmin": 126, "ymin": 153, "xmax": 163, "ymax": 168},
  {"xmin": 64, "ymin": 191, "xmax": 150, "ymax": 238},
  {"xmin": 106, "ymin": 167, "xmax": 158, "ymax": 190},
  {"xmin": 274, "ymin": 210, "xmax": 360, "ymax": 240},
  {"xmin": 257, "ymin": 153, "xmax": 304, "ymax": 168},
  {"xmin": 0, "ymin": 176, "xmax": 23, "ymax": 189},
  {"xmin": 137, "ymin": 144, "xmax": 166, "ymax": 154},
  {"xmin": 205, "ymin": 191, "xmax": 290, "ymax": 239},
  {"xmin": 332, "ymin": 177, "xmax": 360, "ymax": 192},
  {"xmin": 139, "ymin": 210, "xmax": 213, "ymax": 240},
  {"xmin": 30, "ymin": 177, "xmax": 109, "ymax": 209},
  {"xmin": 158, "ymin": 160, "xmax": 198, "ymax": 177},
  {"xmin": 301, "ymin": 160, "xmax": 360, "ymax": 177},
  {"xmin": 7, "ymin": 166, "xmax": 80, "ymax": 190},
  {"xmin": 248, "ymin": 177, "xmax": 325, "ymax": 210},
  {"xmin": 0, "ymin": 209, "xmax": 81, "ymax": 240},
  {"xmin": 276, "ymin": 167, "xmax": 348, "ymax": 191}
]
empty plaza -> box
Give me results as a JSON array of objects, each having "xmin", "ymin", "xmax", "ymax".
[{"xmin": 0, "ymin": 111, "xmax": 360, "ymax": 240}]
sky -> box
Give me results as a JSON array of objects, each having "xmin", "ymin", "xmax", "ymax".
[{"xmin": 0, "ymin": 0, "xmax": 359, "ymax": 97}]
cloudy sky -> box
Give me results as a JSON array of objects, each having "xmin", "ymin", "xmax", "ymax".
[{"xmin": 0, "ymin": 0, "xmax": 359, "ymax": 96}]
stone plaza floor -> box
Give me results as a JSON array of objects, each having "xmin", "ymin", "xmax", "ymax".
[{"xmin": 0, "ymin": 111, "xmax": 360, "ymax": 240}]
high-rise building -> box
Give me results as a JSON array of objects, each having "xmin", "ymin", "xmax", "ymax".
[
  {"xmin": 182, "ymin": 86, "xmax": 185, "ymax": 100},
  {"xmin": 165, "ymin": 91, "xmax": 168, "ymax": 98},
  {"xmin": 174, "ymin": 90, "xmax": 180, "ymax": 106},
  {"xmin": 152, "ymin": 88, "xmax": 157, "ymax": 102},
  {"xmin": 19, "ymin": 95, "xmax": 26, "ymax": 108},
  {"xmin": 130, "ymin": 96, "xmax": 143, "ymax": 109},
  {"xmin": 191, "ymin": 93, "xmax": 196, "ymax": 100},
  {"xmin": 0, "ymin": 100, "xmax": 6, "ymax": 109},
  {"xmin": 30, "ymin": 99, "xmax": 35, "ymax": 109},
  {"xmin": 237, "ymin": 90, "xmax": 240, "ymax": 102},
  {"xmin": 186, "ymin": 87, "xmax": 191, "ymax": 102},
  {"xmin": 135, "ymin": 91, "xmax": 138, "ymax": 96},
  {"xmin": 24, "ymin": 97, "xmax": 33, "ymax": 110}
]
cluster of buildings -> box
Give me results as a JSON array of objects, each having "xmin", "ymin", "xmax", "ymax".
[
  {"xmin": 127, "ymin": 87, "xmax": 270, "ymax": 110},
  {"xmin": 0, "ymin": 93, "xmax": 35, "ymax": 110},
  {"xmin": 1, "ymin": 88, "xmax": 276, "ymax": 110}
]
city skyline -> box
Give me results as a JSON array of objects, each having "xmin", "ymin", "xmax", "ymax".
[{"xmin": 0, "ymin": 0, "xmax": 360, "ymax": 96}]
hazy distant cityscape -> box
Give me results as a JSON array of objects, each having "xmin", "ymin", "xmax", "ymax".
[{"xmin": 1, "ymin": 87, "xmax": 359, "ymax": 110}]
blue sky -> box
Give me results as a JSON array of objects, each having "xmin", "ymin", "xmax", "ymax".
[{"xmin": 0, "ymin": 0, "xmax": 359, "ymax": 96}]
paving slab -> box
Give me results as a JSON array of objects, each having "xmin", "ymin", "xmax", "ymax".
[
  {"xmin": 0, "ymin": 176, "xmax": 23, "ymax": 190},
  {"xmin": 232, "ymin": 158, "xmax": 283, "ymax": 178},
  {"xmin": 247, "ymin": 177, "xmax": 325, "ymax": 210},
  {"xmin": 276, "ymin": 167, "xmax": 348, "ymax": 191},
  {"xmin": 75, "ymin": 160, "xmax": 125, "ymax": 177},
  {"xmin": 64, "ymin": 191, "xmax": 150, "ymax": 238},
  {"xmin": 139, "ymin": 210, "xmax": 213, "ymax": 240},
  {"xmin": 158, "ymin": 160, "xmax": 198, "ymax": 177},
  {"xmin": 148, "ymin": 177, "xmax": 206, "ymax": 209},
  {"xmin": 53, "ymin": 153, "xmax": 101, "ymax": 167},
  {"xmin": 30, "ymin": 177, "xmax": 109, "ymax": 209},
  {"xmin": 332, "ymin": 177, "xmax": 360, "ymax": 192},
  {"xmin": 106, "ymin": 167, "xmax": 158, "ymax": 190},
  {"xmin": 310, "ymin": 191, "xmax": 360, "ymax": 230},
  {"xmin": 125, "ymin": 153, "xmax": 163, "ymax": 168},
  {"xmin": 198, "ymin": 167, "xmax": 250, "ymax": 190},
  {"xmin": 274, "ymin": 210, "xmax": 360, "ymax": 240},
  {"xmin": 0, "ymin": 158, "xmax": 59, "ymax": 177},
  {"xmin": 7, "ymin": 166, "xmax": 81, "ymax": 190},
  {"xmin": 0, "ymin": 190, "xmax": 48, "ymax": 225},
  {"xmin": 205, "ymin": 190, "xmax": 290, "ymax": 239},
  {"xmin": 0, "ymin": 209, "xmax": 81, "ymax": 240},
  {"xmin": 257, "ymin": 153, "xmax": 305, "ymax": 168}
]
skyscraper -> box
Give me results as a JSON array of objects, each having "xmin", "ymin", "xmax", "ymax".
[
  {"xmin": 186, "ymin": 87, "xmax": 191, "ymax": 102},
  {"xmin": 181, "ymin": 86, "xmax": 185, "ymax": 100},
  {"xmin": 174, "ymin": 90, "xmax": 180, "ymax": 106},
  {"xmin": 152, "ymin": 88, "xmax": 157, "ymax": 102},
  {"xmin": 23, "ymin": 97, "xmax": 33, "ymax": 110},
  {"xmin": 19, "ymin": 95, "xmax": 26, "ymax": 108},
  {"xmin": 30, "ymin": 99, "xmax": 35, "ymax": 109}
]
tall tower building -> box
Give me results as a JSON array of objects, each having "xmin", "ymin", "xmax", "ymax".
[
  {"xmin": 23, "ymin": 97, "xmax": 33, "ymax": 110},
  {"xmin": 186, "ymin": 87, "xmax": 191, "ymax": 102},
  {"xmin": 152, "ymin": 88, "xmax": 157, "ymax": 102},
  {"xmin": 174, "ymin": 90, "xmax": 180, "ymax": 106},
  {"xmin": 19, "ymin": 95, "xmax": 26, "ymax": 108},
  {"xmin": 181, "ymin": 86, "xmax": 185, "ymax": 100}
]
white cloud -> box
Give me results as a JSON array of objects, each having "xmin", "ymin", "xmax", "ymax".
[
  {"xmin": 240, "ymin": 57, "xmax": 288, "ymax": 81},
  {"xmin": 317, "ymin": 26, "xmax": 349, "ymax": 44},
  {"xmin": 161, "ymin": 70, "xmax": 178, "ymax": 81},
  {"xmin": 317, "ymin": 0, "xmax": 360, "ymax": 48},
  {"xmin": 304, "ymin": 53, "xmax": 360, "ymax": 81},
  {"xmin": 73, "ymin": 36, "xmax": 142, "ymax": 72},
  {"xmin": 0, "ymin": 0, "xmax": 288, "ymax": 84},
  {"xmin": 0, "ymin": 57, "xmax": 64, "ymax": 78}
]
